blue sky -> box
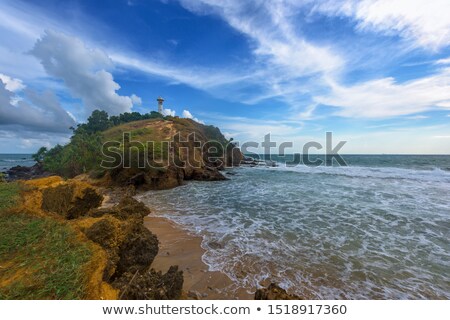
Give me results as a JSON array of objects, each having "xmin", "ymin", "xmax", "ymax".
[{"xmin": 1, "ymin": 0, "xmax": 450, "ymax": 153}]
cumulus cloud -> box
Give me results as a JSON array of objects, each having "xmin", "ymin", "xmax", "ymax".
[
  {"xmin": 161, "ymin": 108, "xmax": 176, "ymax": 117},
  {"xmin": 130, "ymin": 94, "xmax": 142, "ymax": 106},
  {"xmin": 311, "ymin": 0, "xmax": 450, "ymax": 50},
  {"xmin": 30, "ymin": 30, "xmax": 141, "ymax": 115},
  {"xmin": 315, "ymin": 68, "xmax": 450, "ymax": 118},
  {"xmin": 182, "ymin": 109, "xmax": 204, "ymax": 124},
  {"xmin": 0, "ymin": 73, "xmax": 25, "ymax": 92},
  {"xmin": 0, "ymin": 79, "xmax": 76, "ymax": 132}
]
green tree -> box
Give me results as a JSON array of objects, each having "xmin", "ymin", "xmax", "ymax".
[
  {"xmin": 78, "ymin": 110, "xmax": 111, "ymax": 134},
  {"xmin": 32, "ymin": 147, "xmax": 48, "ymax": 163}
]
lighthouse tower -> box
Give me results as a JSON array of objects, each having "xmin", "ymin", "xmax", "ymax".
[{"xmin": 157, "ymin": 96, "xmax": 164, "ymax": 114}]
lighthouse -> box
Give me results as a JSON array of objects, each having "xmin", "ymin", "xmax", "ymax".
[{"xmin": 157, "ymin": 96, "xmax": 164, "ymax": 114}]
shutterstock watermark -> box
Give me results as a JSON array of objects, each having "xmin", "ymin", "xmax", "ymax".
[{"xmin": 100, "ymin": 131, "xmax": 347, "ymax": 169}]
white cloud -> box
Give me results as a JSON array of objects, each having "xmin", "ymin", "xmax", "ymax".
[
  {"xmin": 182, "ymin": 109, "xmax": 204, "ymax": 124},
  {"xmin": 182, "ymin": 110, "xmax": 194, "ymax": 119},
  {"xmin": 0, "ymin": 80, "xmax": 75, "ymax": 133},
  {"xmin": 316, "ymin": 68, "xmax": 450, "ymax": 118},
  {"xmin": 406, "ymin": 115, "xmax": 429, "ymax": 120},
  {"xmin": 162, "ymin": 108, "xmax": 176, "ymax": 117},
  {"xmin": 0, "ymin": 73, "xmax": 25, "ymax": 92},
  {"xmin": 436, "ymin": 57, "xmax": 450, "ymax": 65},
  {"xmin": 130, "ymin": 94, "xmax": 142, "ymax": 106},
  {"xmin": 312, "ymin": 0, "xmax": 450, "ymax": 50},
  {"xmin": 179, "ymin": 0, "xmax": 343, "ymax": 76},
  {"xmin": 30, "ymin": 30, "xmax": 137, "ymax": 116}
]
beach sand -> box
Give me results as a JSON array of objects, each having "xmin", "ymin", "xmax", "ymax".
[{"xmin": 143, "ymin": 216, "xmax": 253, "ymax": 300}]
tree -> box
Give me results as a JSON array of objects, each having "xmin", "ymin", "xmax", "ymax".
[
  {"xmin": 78, "ymin": 110, "xmax": 111, "ymax": 133},
  {"xmin": 32, "ymin": 147, "xmax": 48, "ymax": 163}
]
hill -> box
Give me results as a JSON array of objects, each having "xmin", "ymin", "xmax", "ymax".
[{"xmin": 39, "ymin": 111, "xmax": 243, "ymax": 190}]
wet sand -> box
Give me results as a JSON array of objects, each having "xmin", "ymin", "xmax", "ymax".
[{"xmin": 143, "ymin": 216, "xmax": 253, "ymax": 299}]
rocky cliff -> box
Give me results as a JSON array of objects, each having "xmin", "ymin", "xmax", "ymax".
[{"xmin": 102, "ymin": 117, "xmax": 242, "ymax": 190}]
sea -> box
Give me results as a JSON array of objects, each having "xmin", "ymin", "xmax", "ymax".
[
  {"xmin": 138, "ymin": 155, "xmax": 450, "ymax": 299},
  {"xmin": 0, "ymin": 154, "xmax": 35, "ymax": 172}
]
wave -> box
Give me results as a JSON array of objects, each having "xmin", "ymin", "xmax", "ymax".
[
  {"xmin": 252, "ymin": 163, "xmax": 450, "ymax": 183},
  {"xmin": 0, "ymin": 159, "xmax": 33, "ymax": 162}
]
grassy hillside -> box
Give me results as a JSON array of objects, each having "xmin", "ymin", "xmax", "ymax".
[
  {"xmin": 0, "ymin": 213, "xmax": 93, "ymax": 299},
  {"xmin": 0, "ymin": 179, "xmax": 110, "ymax": 299},
  {"xmin": 40, "ymin": 111, "xmax": 238, "ymax": 187}
]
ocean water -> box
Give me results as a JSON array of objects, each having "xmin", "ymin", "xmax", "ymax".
[
  {"xmin": 141, "ymin": 155, "xmax": 450, "ymax": 299},
  {"xmin": 0, "ymin": 154, "xmax": 35, "ymax": 171}
]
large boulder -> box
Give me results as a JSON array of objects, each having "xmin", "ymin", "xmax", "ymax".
[
  {"xmin": 113, "ymin": 266, "xmax": 183, "ymax": 300},
  {"xmin": 116, "ymin": 223, "xmax": 159, "ymax": 276}
]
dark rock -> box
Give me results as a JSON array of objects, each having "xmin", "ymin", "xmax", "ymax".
[
  {"xmin": 192, "ymin": 167, "xmax": 227, "ymax": 181},
  {"xmin": 116, "ymin": 223, "xmax": 159, "ymax": 276},
  {"xmin": 116, "ymin": 196, "xmax": 151, "ymax": 220},
  {"xmin": 127, "ymin": 172, "xmax": 146, "ymax": 186},
  {"xmin": 113, "ymin": 266, "xmax": 183, "ymax": 300},
  {"xmin": 254, "ymin": 283, "xmax": 301, "ymax": 300},
  {"xmin": 84, "ymin": 217, "xmax": 121, "ymax": 280},
  {"xmin": 6, "ymin": 163, "xmax": 52, "ymax": 181},
  {"xmin": 207, "ymin": 241, "xmax": 224, "ymax": 250}
]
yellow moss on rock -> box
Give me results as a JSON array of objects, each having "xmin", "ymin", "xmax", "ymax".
[{"xmin": 1, "ymin": 176, "xmax": 118, "ymax": 300}]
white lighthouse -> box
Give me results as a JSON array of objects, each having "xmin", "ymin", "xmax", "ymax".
[{"xmin": 157, "ymin": 96, "xmax": 164, "ymax": 114}]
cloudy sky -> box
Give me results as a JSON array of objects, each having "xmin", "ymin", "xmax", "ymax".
[{"xmin": 1, "ymin": 0, "xmax": 450, "ymax": 153}]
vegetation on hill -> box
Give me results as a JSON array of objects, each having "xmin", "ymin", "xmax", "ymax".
[
  {"xmin": 37, "ymin": 110, "xmax": 238, "ymax": 183},
  {"xmin": 0, "ymin": 182, "xmax": 20, "ymax": 211}
]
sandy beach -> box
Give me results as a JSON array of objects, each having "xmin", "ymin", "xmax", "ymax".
[{"xmin": 143, "ymin": 216, "xmax": 253, "ymax": 299}]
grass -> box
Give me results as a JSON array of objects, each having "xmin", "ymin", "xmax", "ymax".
[
  {"xmin": 0, "ymin": 182, "xmax": 20, "ymax": 211},
  {"xmin": 0, "ymin": 213, "xmax": 93, "ymax": 299}
]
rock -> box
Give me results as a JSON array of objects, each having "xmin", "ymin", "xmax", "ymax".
[
  {"xmin": 116, "ymin": 196, "xmax": 151, "ymax": 220},
  {"xmin": 84, "ymin": 217, "xmax": 122, "ymax": 280},
  {"xmin": 254, "ymin": 283, "xmax": 301, "ymax": 300},
  {"xmin": 82, "ymin": 198, "xmax": 158, "ymax": 281},
  {"xmin": 41, "ymin": 181, "xmax": 103, "ymax": 219},
  {"xmin": 207, "ymin": 241, "xmax": 224, "ymax": 249},
  {"xmin": 127, "ymin": 172, "xmax": 145, "ymax": 186},
  {"xmin": 187, "ymin": 291, "xmax": 200, "ymax": 299},
  {"xmin": 116, "ymin": 223, "xmax": 159, "ymax": 276},
  {"xmin": 6, "ymin": 163, "xmax": 52, "ymax": 181},
  {"xmin": 192, "ymin": 167, "xmax": 227, "ymax": 181},
  {"xmin": 88, "ymin": 196, "xmax": 150, "ymax": 221},
  {"xmin": 113, "ymin": 266, "xmax": 183, "ymax": 300}
]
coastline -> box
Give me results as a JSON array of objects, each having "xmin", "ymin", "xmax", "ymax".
[{"xmin": 143, "ymin": 215, "xmax": 253, "ymax": 299}]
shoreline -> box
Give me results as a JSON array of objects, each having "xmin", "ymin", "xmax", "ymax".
[{"xmin": 143, "ymin": 215, "xmax": 253, "ymax": 299}]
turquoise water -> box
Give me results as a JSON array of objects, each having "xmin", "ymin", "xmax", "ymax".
[
  {"xmin": 0, "ymin": 154, "xmax": 35, "ymax": 171},
  {"xmin": 139, "ymin": 155, "xmax": 450, "ymax": 299}
]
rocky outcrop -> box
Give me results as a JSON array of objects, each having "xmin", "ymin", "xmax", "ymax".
[
  {"xmin": 113, "ymin": 266, "xmax": 183, "ymax": 300},
  {"xmin": 81, "ymin": 197, "xmax": 159, "ymax": 278},
  {"xmin": 254, "ymin": 283, "xmax": 301, "ymax": 300},
  {"xmin": 19, "ymin": 176, "xmax": 183, "ymax": 300},
  {"xmin": 4, "ymin": 163, "xmax": 52, "ymax": 181},
  {"xmin": 41, "ymin": 181, "xmax": 104, "ymax": 219}
]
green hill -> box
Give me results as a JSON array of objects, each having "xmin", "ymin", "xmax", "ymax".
[{"xmin": 40, "ymin": 111, "xmax": 242, "ymax": 190}]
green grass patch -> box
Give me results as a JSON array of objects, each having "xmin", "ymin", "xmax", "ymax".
[
  {"xmin": 0, "ymin": 182, "xmax": 20, "ymax": 211},
  {"xmin": 0, "ymin": 213, "xmax": 93, "ymax": 299}
]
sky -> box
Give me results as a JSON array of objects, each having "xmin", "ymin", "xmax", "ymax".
[{"xmin": 1, "ymin": 0, "xmax": 450, "ymax": 154}]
